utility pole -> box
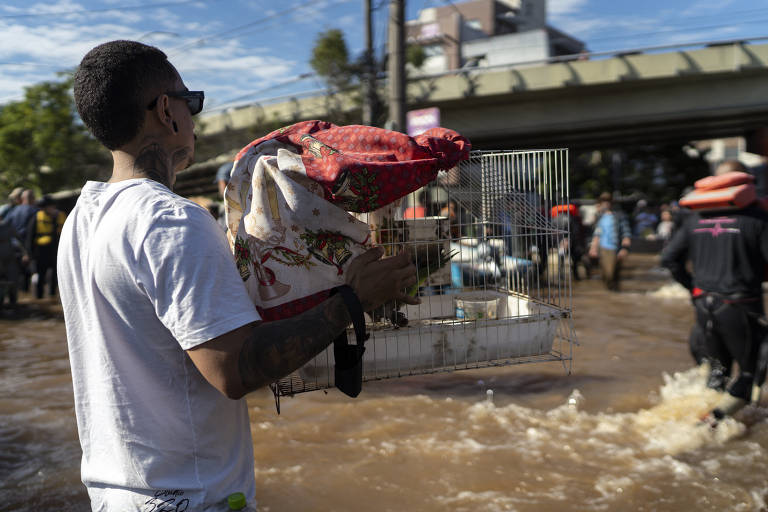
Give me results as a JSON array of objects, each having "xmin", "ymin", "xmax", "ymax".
[
  {"xmin": 362, "ymin": 0, "xmax": 376, "ymax": 126},
  {"xmin": 387, "ymin": 0, "xmax": 406, "ymax": 132}
]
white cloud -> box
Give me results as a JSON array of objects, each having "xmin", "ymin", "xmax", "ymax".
[
  {"xmin": 548, "ymin": 0, "xmax": 589, "ymax": 18},
  {"xmin": 0, "ymin": 0, "xmax": 357, "ymax": 108},
  {"xmin": 680, "ymin": 0, "xmax": 737, "ymax": 17},
  {"xmin": 0, "ymin": 4, "xmax": 300, "ymax": 107},
  {"xmin": 648, "ymin": 24, "xmax": 743, "ymax": 46},
  {"xmin": 0, "ymin": 0, "xmax": 142, "ymax": 24},
  {"xmin": 337, "ymin": 14, "xmax": 357, "ymax": 27},
  {"xmin": 14, "ymin": 0, "xmax": 82, "ymax": 15}
]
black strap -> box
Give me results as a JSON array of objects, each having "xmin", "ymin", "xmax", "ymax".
[
  {"xmin": 695, "ymin": 290, "xmax": 761, "ymax": 303},
  {"xmin": 331, "ymin": 285, "xmax": 368, "ymax": 398}
]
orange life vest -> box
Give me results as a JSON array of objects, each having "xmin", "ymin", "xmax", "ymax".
[
  {"xmin": 680, "ymin": 171, "xmax": 768, "ymax": 280},
  {"xmin": 679, "ymin": 171, "xmax": 758, "ymax": 211},
  {"xmin": 551, "ymin": 204, "xmax": 579, "ymax": 218}
]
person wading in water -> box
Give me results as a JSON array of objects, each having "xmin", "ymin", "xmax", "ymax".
[{"xmin": 662, "ymin": 165, "xmax": 768, "ymax": 426}]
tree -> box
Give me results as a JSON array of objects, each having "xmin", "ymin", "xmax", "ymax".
[
  {"xmin": 309, "ymin": 28, "xmax": 370, "ymax": 126},
  {"xmin": 310, "ymin": 29, "xmax": 352, "ymax": 91},
  {"xmin": 0, "ymin": 74, "xmax": 109, "ymax": 197},
  {"xmin": 406, "ymin": 44, "xmax": 426, "ymax": 70},
  {"xmin": 571, "ymin": 144, "xmax": 710, "ymax": 205}
]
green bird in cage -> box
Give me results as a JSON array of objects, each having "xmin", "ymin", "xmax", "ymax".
[
  {"xmin": 407, "ymin": 247, "xmax": 458, "ymax": 297},
  {"xmin": 373, "ymin": 246, "xmax": 458, "ymax": 328}
]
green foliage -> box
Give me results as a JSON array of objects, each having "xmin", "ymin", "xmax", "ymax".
[
  {"xmin": 310, "ymin": 29, "xmax": 351, "ymax": 90},
  {"xmin": 406, "ymin": 44, "xmax": 426, "ymax": 70},
  {"xmin": 571, "ymin": 144, "xmax": 710, "ymax": 204},
  {"xmin": 308, "ymin": 28, "xmax": 382, "ymax": 125},
  {"xmin": 0, "ymin": 74, "xmax": 109, "ymax": 197}
]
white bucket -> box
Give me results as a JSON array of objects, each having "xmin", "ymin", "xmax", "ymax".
[{"xmin": 454, "ymin": 293, "xmax": 500, "ymax": 320}]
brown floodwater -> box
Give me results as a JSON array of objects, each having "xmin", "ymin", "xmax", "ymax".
[{"xmin": 2, "ymin": 254, "xmax": 768, "ymax": 511}]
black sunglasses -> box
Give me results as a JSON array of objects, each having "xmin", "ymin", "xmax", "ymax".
[{"xmin": 147, "ymin": 90, "xmax": 205, "ymax": 116}]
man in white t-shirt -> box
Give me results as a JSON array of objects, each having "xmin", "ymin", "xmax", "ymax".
[{"xmin": 60, "ymin": 40, "xmax": 419, "ymax": 511}]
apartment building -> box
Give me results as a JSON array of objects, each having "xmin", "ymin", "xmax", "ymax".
[{"xmin": 405, "ymin": 0, "xmax": 585, "ymax": 74}]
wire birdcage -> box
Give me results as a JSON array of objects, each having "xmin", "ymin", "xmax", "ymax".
[{"xmin": 274, "ymin": 149, "xmax": 576, "ymax": 396}]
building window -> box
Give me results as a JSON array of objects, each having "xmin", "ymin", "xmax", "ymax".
[
  {"xmin": 422, "ymin": 44, "xmax": 445, "ymax": 57},
  {"xmin": 465, "ymin": 19, "xmax": 483, "ymax": 31},
  {"xmin": 525, "ymin": 0, "xmax": 533, "ymax": 16}
]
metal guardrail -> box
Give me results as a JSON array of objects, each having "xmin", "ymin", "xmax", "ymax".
[
  {"xmin": 200, "ymin": 35, "xmax": 768, "ymax": 114},
  {"xmin": 413, "ymin": 35, "xmax": 768, "ymax": 79}
]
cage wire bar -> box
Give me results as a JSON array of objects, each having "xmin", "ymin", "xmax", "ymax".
[{"xmin": 274, "ymin": 149, "xmax": 576, "ymax": 397}]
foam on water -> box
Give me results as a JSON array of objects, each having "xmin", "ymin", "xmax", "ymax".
[
  {"xmin": 468, "ymin": 366, "xmax": 750, "ymax": 453},
  {"xmin": 236, "ymin": 364, "xmax": 768, "ymax": 509},
  {"xmin": 418, "ymin": 366, "xmax": 765, "ymax": 510},
  {"xmin": 646, "ymin": 282, "xmax": 691, "ymax": 300}
]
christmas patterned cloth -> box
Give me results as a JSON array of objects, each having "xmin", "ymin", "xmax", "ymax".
[{"xmin": 224, "ymin": 120, "xmax": 470, "ymax": 321}]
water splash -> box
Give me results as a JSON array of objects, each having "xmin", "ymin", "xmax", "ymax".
[
  {"xmin": 647, "ymin": 282, "xmax": 690, "ymax": 300},
  {"xmin": 250, "ymin": 367, "xmax": 768, "ymax": 511}
]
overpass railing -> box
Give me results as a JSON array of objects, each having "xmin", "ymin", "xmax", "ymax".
[{"xmin": 200, "ymin": 36, "xmax": 768, "ymax": 116}]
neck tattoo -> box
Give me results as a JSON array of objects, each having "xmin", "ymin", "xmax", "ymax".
[
  {"xmin": 134, "ymin": 142, "xmax": 171, "ymax": 188},
  {"xmin": 172, "ymin": 147, "xmax": 192, "ymax": 171}
]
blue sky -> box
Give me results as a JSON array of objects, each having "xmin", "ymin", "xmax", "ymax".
[{"xmin": 1, "ymin": 0, "xmax": 767, "ymax": 111}]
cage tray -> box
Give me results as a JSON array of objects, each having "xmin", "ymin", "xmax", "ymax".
[{"xmin": 298, "ymin": 291, "xmax": 561, "ymax": 388}]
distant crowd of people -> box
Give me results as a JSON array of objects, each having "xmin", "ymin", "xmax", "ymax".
[
  {"xmin": 552, "ymin": 192, "xmax": 682, "ymax": 292},
  {"xmin": 630, "ymin": 199, "xmax": 680, "ymax": 243},
  {"xmin": 0, "ymin": 187, "xmax": 67, "ymax": 310}
]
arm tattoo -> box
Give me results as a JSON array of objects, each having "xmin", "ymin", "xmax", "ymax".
[
  {"xmin": 238, "ymin": 294, "xmax": 352, "ymax": 392},
  {"xmin": 134, "ymin": 142, "xmax": 171, "ymax": 188}
]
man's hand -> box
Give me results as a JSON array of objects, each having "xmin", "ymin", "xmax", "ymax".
[
  {"xmin": 588, "ymin": 238, "xmax": 599, "ymax": 259},
  {"xmin": 617, "ymin": 248, "xmax": 629, "ymax": 262},
  {"xmin": 188, "ymin": 246, "xmax": 421, "ymax": 399},
  {"xmin": 345, "ymin": 247, "xmax": 420, "ymax": 311}
]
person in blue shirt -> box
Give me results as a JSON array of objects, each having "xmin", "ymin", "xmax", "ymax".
[
  {"xmin": 4, "ymin": 189, "xmax": 38, "ymax": 292},
  {"xmin": 589, "ymin": 192, "xmax": 632, "ymax": 291},
  {"xmin": 215, "ymin": 160, "xmax": 233, "ymax": 197},
  {"xmin": 0, "ymin": 187, "xmax": 23, "ymax": 220},
  {"xmin": 633, "ymin": 199, "xmax": 658, "ymax": 237}
]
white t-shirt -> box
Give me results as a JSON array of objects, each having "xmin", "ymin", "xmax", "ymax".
[{"xmin": 58, "ymin": 179, "xmax": 262, "ymax": 511}]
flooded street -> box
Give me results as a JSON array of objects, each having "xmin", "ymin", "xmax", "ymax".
[{"xmin": 2, "ymin": 254, "xmax": 768, "ymax": 511}]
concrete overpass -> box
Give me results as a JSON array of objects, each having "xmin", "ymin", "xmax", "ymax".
[
  {"xmin": 178, "ymin": 39, "xmax": 768, "ymax": 196},
  {"xmin": 427, "ymin": 39, "xmax": 768, "ymax": 150},
  {"xmin": 199, "ymin": 39, "xmax": 768, "ymax": 151}
]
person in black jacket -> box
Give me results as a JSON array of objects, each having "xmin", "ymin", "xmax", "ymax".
[{"xmin": 661, "ymin": 203, "xmax": 768, "ymax": 423}]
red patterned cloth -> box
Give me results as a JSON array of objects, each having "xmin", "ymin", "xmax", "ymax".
[
  {"xmin": 225, "ymin": 120, "xmax": 470, "ymax": 322},
  {"xmin": 235, "ymin": 120, "xmax": 470, "ymax": 212}
]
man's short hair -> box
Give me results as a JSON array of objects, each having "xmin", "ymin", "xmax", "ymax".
[
  {"xmin": 73, "ymin": 40, "xmax": 178, "ymax": 150},
  {"xmin": 38, "ymin": 195, "xmax": 55, "ymax": 208},
  {"xmin": 715, "ymin": 159, "xmax": 747, "ymax": 176},
  {"xmin": 8, "ymin": 187, "xmax": 23, "ymax": 201},
  {"xmin": 598, "ymin": 192, "xmax": 612, "ymax": 203}
]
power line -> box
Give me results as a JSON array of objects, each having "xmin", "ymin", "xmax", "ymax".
[
  {"xmin": 437, "ymin": 0, "xmax": 462, "ymax": 16},
  {"xmin": 585, "ymin": 6, "xmax": 768, "ymax": 24},
  {"xmin": 374, "ymin": 0, "xmax": 389, "ymax": 62},
  {"xmin": 577, "ymin": 17, "xmax": 768, "ymax": 47},
  {"xmin": 206, "ymin": 72, "xmax": 316, "ymax": 111},
  {"xmin": 167, "ymin": 0, "xmax": 322, "ymax": 54},
  {"xmin": 182, "ymin": 0, "xmax": 357, "ymax": 50},
  {"xmin": 174, "ymin": 33, "xmax": 768, "ymax": 116},
  {"xmin": 0, "ymin": 61, "xmax": 74, "ymax": 69},
  {"xmin": 0, "ymin": 0, "xmax": 217, "ymax": 19}
]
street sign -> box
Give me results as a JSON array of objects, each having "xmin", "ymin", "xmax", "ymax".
[{"xmin": 407, "ymin": 107, "xmax": 440, "ymax": 136}]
